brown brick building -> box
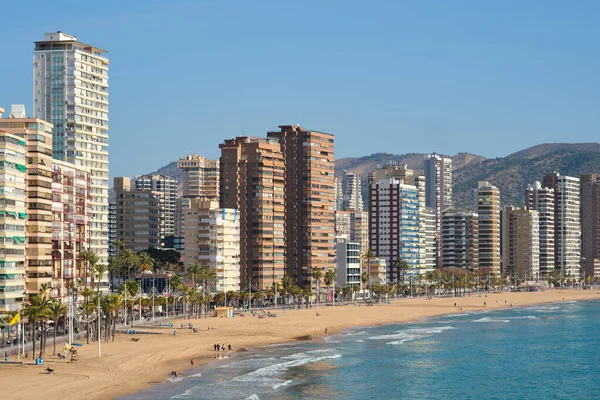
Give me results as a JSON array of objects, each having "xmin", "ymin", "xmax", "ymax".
[{"xmin": 267, "ymin": 125, "xmax": 335, "ymax": 287}]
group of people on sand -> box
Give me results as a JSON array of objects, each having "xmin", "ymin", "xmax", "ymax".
[
  {"xmin": 170, "ymin": 370, "xmax": 179, "ymax": 379},
  {"xmin": 214, "ymin": 343, "xmax": 232, "ymax": 352}
]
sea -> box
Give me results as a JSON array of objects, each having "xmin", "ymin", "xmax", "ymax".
[{"xmin": 121, "ymin": 299, "xmax": 600, "ymax": 400}]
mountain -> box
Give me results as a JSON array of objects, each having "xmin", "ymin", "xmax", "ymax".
[{"xmin": 141, "ymin": 143, "xmax": 600, "ymax": 210}]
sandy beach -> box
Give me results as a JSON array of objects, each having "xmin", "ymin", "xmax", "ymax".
[{"xmin": 2, "ymin": 289, "xmax": 599, "ymax": 400}]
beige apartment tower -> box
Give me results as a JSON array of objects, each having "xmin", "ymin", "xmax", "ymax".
[
  {"xmin": 219, "ymin": 137, "xmax": 285, "ymax": 290},
  {"xmin": 183, "ymin": 199, "xmax": 240, "ymax": 292},
  {"xmin": 502, "ymin": 207, "xmax": 540, "ymax": 280},
  {"xmin": 176, "ymin": 154, "xmax": 219, "ymax": 236},
  {"xmin": 475, "ymin": 181, "xmax": 501, "ymax": 276},
  {"xmin": 0, "ymin": 106, "xmax": 53, "ymax": 297},
  {"xmin": 267, "ymin": 125, "xmax": 335, "ymax": 286}
]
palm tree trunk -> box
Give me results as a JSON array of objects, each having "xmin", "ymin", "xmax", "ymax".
[{"xmin": 32, "ymin": 321, "xmax": 37, "ymax": 360}]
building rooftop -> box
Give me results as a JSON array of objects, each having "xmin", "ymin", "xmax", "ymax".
[{"xmin": 34, "ymin": 31, "xmax": 107, "ymax": 54}]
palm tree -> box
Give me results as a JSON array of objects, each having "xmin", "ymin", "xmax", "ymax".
[
  {"xmin": 252, "ymin": 291, "xmax": 264, "ymax": 308},
  {"xmin": 324, "ymin": 269, "xmax": 335, "ymax": 303},
  {"xmin": 93, "ymin": 263, "xmax": 109, "ymax": 293},
  {"xmin": 137, "ymin": 252, "xmax": 155, "ymax": 273},
  {"xmin": 186, "ymin": 264, "xmax": 204, "ymax": 288},
  {"xmin": 360, "ymin": 249, "xmax": 377, "ymax": 297},
  {"xmin": 360, "ymin": 272, "xmax": 370, "ymax": 299},
  {"xmin": 290, "ymin": 285, "xmax": 303, "ymax": 309},
  {"xmin": 214, "ymin": 292, "xmax": 226, "ymax": 307},
  {"xmin": 281, "ymin": 275, "xmax": 293, "ymax": 305},
  {"xmin": 81, "ymin": 249, "xmax": 98, "ymax": 289},
  {"xmin": 200, "ymin": 267, "xmax": 217, "ymax": 296},
  {"xmin": 23, "ymin": 294, "xmax": 51, "ymax": 360},
  {"xmin": 48, "ymin": 300, "xmax": 67, "ymax": 355},
  {"xmin": 303, "ymin": 287, "xmax": 313, "ymax": 309},
  {"xmin": 107, "ymin": 256, "xmax": 121, "ymax": 288},
  {"xmin": 118, "ymin": 249, "xmax": 139, "ymax": 280},
  {"xmin": 311, "ymin": 267, "xmax": 323, "ymax": 307},
  {"xmin": 395, "ymin": 257, "xmax": 410, "ymax": 286}
]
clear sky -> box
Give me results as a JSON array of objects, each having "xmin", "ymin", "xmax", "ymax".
[{"xmin": 2, "ymin": 0, "xmax": 599, "ymax": 179}]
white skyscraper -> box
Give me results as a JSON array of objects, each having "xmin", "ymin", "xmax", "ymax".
[
  {"xmin": 424, "ymin": 154, "xmax": 453, "ymax": 231},
  {"xmin": 33, "ymin": 32, "xmax": 109, "ymax": 273}
]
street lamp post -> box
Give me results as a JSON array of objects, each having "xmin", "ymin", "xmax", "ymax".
[{"xmin": 97, "ymin": 294, "xmax": 101, "ymax": 358}]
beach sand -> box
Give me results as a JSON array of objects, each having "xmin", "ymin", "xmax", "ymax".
[{"xmin": 2, "ymin": 289, "xmax": 599, "ymax": 400}]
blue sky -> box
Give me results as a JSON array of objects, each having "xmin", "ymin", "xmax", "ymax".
[{"xmin": 2, "ymin": 0, "xmax": 599, "ymax": 179}]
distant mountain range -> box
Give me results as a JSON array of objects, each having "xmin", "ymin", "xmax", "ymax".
[{"xmin": 142, "ymin": 143, "xmax": 600, "ymax": 210}]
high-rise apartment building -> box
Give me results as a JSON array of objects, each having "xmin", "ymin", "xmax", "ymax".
[
  {"xmin": 475, "ymin": 181, "xmax": 501, "ymax": 276},
  {"xmin": 543, "ymin": 172, "xmax": 581, "ymax": 278},
  {"xmin": 267, "ymin": 125, "xmax": 336, "ymax": 286},
  {"xmin": 339, "ymin": 171, "xmax": 363, "ymax": 211},
  {"xmin": 441, "ymin": 211, "xmax": 478, "ymax": 271},
  {"xmin": 51, "ymin": 160, "xmax": 92, "ymax": 300},
  {"xmin": 369, "ymin": 177, "xmax": 420, "ymax": 282},
  {"xmin": 372, "ymin": 163, "xmax": 432, "ymax": 272},
  {"xmin": 424, "ymin": 154, "xmax": 452, "ymax": 231},
  {"xmin": 176, "ymin": 154, "xmax": 219, "ymax": 238},
  {"xmin": 0, "ymin": 106, "xmax": 54, "ymax": 297},
  {"xmin": 334, "ymin": 177, "xmax": 343, "ymax": 211},
  {"xmin": 134, "ymin": 174, "xmax": 177, "ymax": 244},
  {"xmin": 33, "ymin": 32, "xmax": 109, "ymax": 272},
  {"xmin": 183, "ymin": 199, "xmax": 240, "ymax": 292},
  {"xmin": 334, "ymin": 210, "xmax": 369, "ymax": 254},
  {"xmin": 424, "ymin": 207, "xmax": 437, "ymax": 271},
  {"xmin": 108, "ymin": 201, "xmax": 116, "ymax": 257},
  {"xmin": 525, "ymin": 181, "xmax": 555, "ymax": 277},
  {"xmin": 114, "ymin": 177, "xmax": 160, "ymax": 253},
  {"xmin": 580, "ymin": 174, "xmax": 600, "ymax": 279},
  {"xmin": 177, "ymin": 154, "xmax": 219, "ymax": 200},
  {"xmin": 219, "ymin": 136, "xmax": 285, "ymax": 290},
  {"xmin": 0, "ymin": 128, "xmax": 27, "ymax": 314},
  {"xmin": 502, "ymin": 207, "xmax": 540, "ymax": 280}
]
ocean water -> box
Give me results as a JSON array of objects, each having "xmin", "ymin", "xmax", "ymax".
[{"xmin": 121, "ymin": 300, "xmax": 600, "ymax": 400}]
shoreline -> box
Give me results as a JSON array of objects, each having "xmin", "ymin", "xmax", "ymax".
[{"xmin": 1, "ymin": 289, "xmax": 599, "ymax": 400}]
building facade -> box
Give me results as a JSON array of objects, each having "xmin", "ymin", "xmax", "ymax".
[
  {"xmin": 368, "ymin": 177, "xmax": 420, "ymax": 282},
  {"xmin": 424, "ymin": 154, "xmax": 452, "ymax": 231},
  {"xmin": 543, "ymin": 172, "xmax": 581, "ymax": 278},
  {"xmin": 183, "ymin": 199, "xmax": 240, "ymax": 293},
  {"xmin": 525, "ymin": 181, "xmax": 555, "ymax": 277},
  {"xmin": 475, "ymin": 181, "xmax": 501, "ymax": 276},
  {"xmin": 580, "ymin": 174, "xmax": 600, "ymax": 279},
  {"xmin": 134, "ymin": 174, "xmax": 177, "ymax": 244},
  {"xmin": 51, "ymin": 160, "xmax": 92, "ymax": 300},
  {"xmin": 334, "ymin": 237, "xmax": 361, "ymax": 288},
  {"xmin": 441, "ymin": 210, "xmax": 479, "ymax": 271},
  {"xmin": 0, "ymin": 106, "xmax": 54, "ymax": 298},
  {"xmin": 339, "ymin": 170, "xmax": 363, "ymax": 211},
  {"xmin": 34, "ymin": 31, "xmax": 109, "ymax": 273},
  {"xmin": 501, "ymin": 207, "xmax": 540, "ymax": 280},
  {"xmin": 334, "ymin": 210, "xmax": 369, "ymax": 254},
  {"xmin": 267, "ymin": 125, "xmax": 336, "ymax": 287},
  {"xmin": 219, "ymin": 136, "xmax": 286, "ymax": 290},
  {"xmin": 0, "ymin": 128, "xmax": 27, "ymax": 314},
  {"xmin": 114, "ymin": 177, "xmax": 160, "ymax": 253}
]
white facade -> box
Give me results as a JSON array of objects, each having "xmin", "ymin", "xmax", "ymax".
[
  {"xmin": 33, "ymin": 32, "xmax": 109, "ymax": 269},
  {"xmin": 555, "ymin": 176, "xmax": 581, "ymax": 278},
  {"xmin": 184, "ymin": 200, "xmax": 240, "ymax": 292},
  {"xmin": 342, "ymin": 171, "xmax": 363, "ymax": 211},
  {"xmin": 424, "ymin": 154, "xmax": 452, "ymax": 231},
  {"xmin": 334, "ymin": 236, "xmax": 361, "ymax": 287},
  {"xmin": 424, "ymin": 207, "xmax": 437, "ymax": 271},
  {"xmin": 525, "ymin": 181, "xmax": 555, "ymax": 276}
]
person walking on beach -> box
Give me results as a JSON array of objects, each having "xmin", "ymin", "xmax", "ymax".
[
  {"xmin": 217, "ymin": 344, "xmax": 221, "ymax": 351},
  {"xmin": 222, "ymin": 344, "xmax": 226, "ymax": 352},
  {"xmin": 228, "ymin": 344, "xmax": 232, "ymax": 351}
]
